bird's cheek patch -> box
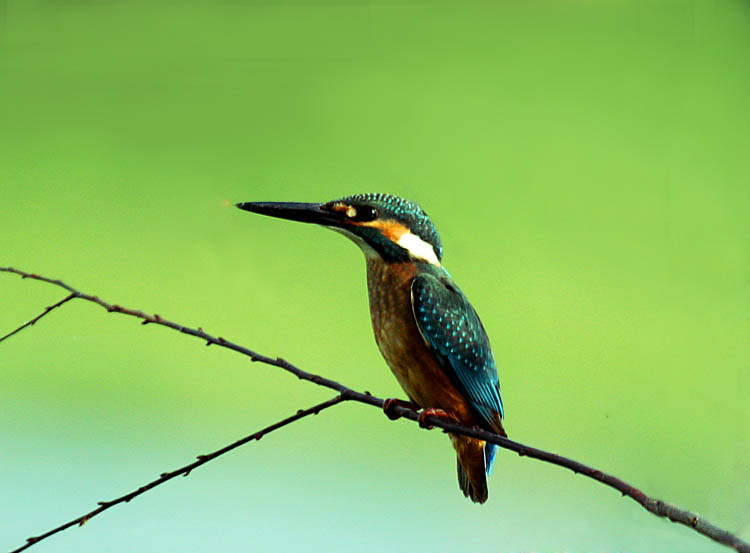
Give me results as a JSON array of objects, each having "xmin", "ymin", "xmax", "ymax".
[
  {"xmin": 396, "ymin": 231, "xmax": 441, "ymax": 266},
  {"xmin": 360, "ymin": 220, "xmax": 409, "ymax": 242},
  {"xmin": 360, "ymin": 220, "xmax": 441, "ymax": 266}
]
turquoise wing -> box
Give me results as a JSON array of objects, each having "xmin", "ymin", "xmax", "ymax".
[{"xmin": 410, "ymin": 272, "xmax": 504, "ymax": 424}]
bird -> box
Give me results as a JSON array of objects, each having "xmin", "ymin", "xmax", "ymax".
[{"xmin": 236, "ymin": 193, "xmax": 505, "ymax": 503}]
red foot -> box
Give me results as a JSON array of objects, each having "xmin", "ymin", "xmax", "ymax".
[
  {"xmin": 383, "ymin": 398, "xmax": 418, "ymax": 420},
  {"xmin": 417, "ymin": 408, "xmax": 456, "ymax": 429}
]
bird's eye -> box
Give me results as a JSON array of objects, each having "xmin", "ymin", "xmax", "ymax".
[{"xmin": 349, "ymin": 206, "xmax": 378, "ymax": 222}]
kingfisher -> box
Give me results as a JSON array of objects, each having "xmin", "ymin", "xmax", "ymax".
[{"xmin": 236, "ymin": 193, "xmax": 505, "ymax": 503}]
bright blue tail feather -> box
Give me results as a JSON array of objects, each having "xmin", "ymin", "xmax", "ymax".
[{"xmin": 484, "ymin": 443, "xmax": 497, "ymax": 475}]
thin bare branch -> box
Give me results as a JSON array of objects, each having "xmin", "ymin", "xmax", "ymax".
[
  {"xmin": 9, "ymin": 395, "xmax": 346, "ymax": 553},
  {"xmin": 0, "ymin": 293, "xmax": 75, "ymax": 344},
  {"xmin": 2, "ymin": 266, "xmax": 748, "ymax": 553}
]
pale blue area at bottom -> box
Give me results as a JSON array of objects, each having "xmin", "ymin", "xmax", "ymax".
[{"xmin": 1, "ymin": 429, "xmax": 735, "ymax": 553}]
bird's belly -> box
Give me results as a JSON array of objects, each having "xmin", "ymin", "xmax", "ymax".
[
  {"xmin": 367, "ymin": 261, "xmax": 475, "ymax": 422},
  {"xmin": 372, "ymin": 314, "xmax": 427, "ymax": 401}
]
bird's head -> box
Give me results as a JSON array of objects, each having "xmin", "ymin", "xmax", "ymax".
[{"xmin": 236, "ymin": 193, "xmax": 443, "ymax": 266}]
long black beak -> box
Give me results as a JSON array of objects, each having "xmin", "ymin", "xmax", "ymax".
[{"xmin": 235, "ymin": 201, "xmax": 341, "ymax": 227}]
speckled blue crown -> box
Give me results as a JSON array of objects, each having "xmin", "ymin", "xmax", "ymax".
[{"xmin": 338, "ymin": 193, "xmax": 443, "ymax": 261}]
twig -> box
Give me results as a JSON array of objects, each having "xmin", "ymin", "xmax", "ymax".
[
  {"xmin": 9, "ymin": 395, "xmax": 346, "ymax": 553},
  {"xmin": 0, "ymin": 293, "xmax": 75, "ymax": 344},
  {"xmin": 0, "ymin": 268, "xmax": 368, "ymax": 402},
  {"xmin": 2, "ymin": 266, "xmax": 748, "ymax": 553}
]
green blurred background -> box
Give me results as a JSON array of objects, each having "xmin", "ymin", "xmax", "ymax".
[{"xmin": 1, "ymin": 1, "xmax": 748, "ymax": 551}]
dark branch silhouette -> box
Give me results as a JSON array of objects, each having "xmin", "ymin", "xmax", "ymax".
[
  {"xmin": 2, "ymin": 266, "xmax": 748, "ymax": 553},
  {"xmin": 0, "ymin": 293, "xmax": 75, "ymax": 344}
]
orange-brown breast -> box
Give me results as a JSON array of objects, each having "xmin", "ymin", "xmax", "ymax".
[{"xmin": 365, "ymin": 260, "xmax": 483, "ymax": 428}]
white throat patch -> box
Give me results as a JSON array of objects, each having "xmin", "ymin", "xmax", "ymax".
[{"xmin": 397, "ymin": 231, "xmax": 441, "ymax": 266}]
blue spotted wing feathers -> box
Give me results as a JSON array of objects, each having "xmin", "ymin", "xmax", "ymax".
[{"xmin": 410, "ymin": 273, "xmax": 504, "ymax": 427}]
